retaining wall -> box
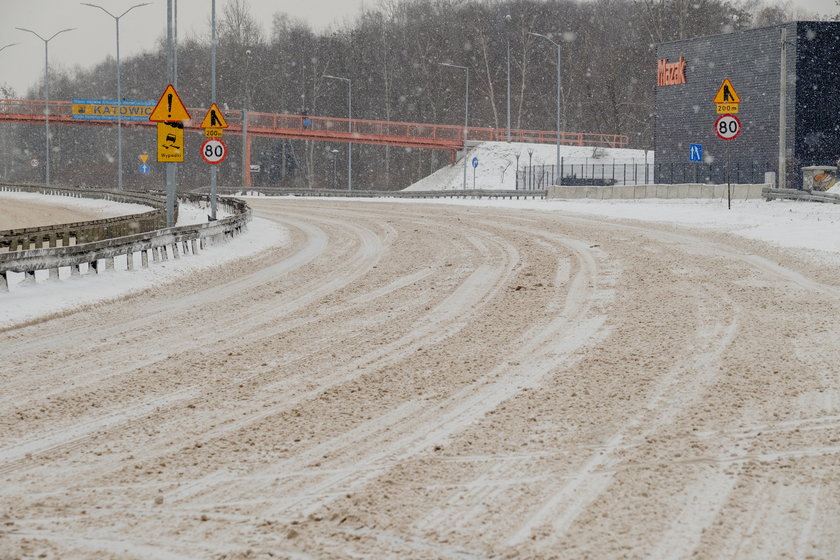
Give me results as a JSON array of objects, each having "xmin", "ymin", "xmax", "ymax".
[{"xmin": 200, "ymin": 187, "xmax": 546, "ymax": 200}]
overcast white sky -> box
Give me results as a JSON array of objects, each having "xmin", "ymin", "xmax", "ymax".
[
  {"xmin": 0, "ymin": 0, "xmax": 836, "ymax": 97},
  {"xmin": 0, "ymin": 0, "xmax": 365, "ymax": 96}
]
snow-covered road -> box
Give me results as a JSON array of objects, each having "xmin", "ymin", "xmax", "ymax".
[{"xmin": 1, "ymin": 197, "xmax": 838, "ymax": 558}]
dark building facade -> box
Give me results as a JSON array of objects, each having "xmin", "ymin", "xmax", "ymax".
[{"xmin": 655, "ymin": 22, "xmax": 840, "ymax": 187}]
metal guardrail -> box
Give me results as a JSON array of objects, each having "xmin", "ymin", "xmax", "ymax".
[
  {"xmin": 762, "ymin": 187, "xmax": 840, "ymax": 204},
  {"xmin": 0, "ymin": 183, "xmax": 171, "ymax": 251},
  {"xmin": 1, "ymin": 190, "xmax": 251, "ymax": 292},
  {"xmin": 201, "ymin": 187, "xmax": 547, "ymax": 200}
]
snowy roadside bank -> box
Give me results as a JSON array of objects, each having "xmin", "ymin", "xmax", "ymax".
[
  {"xmin": 1, "ymin": 201, "xmax": 288, "ymax": 329},
  {"xmin": 0, "ymin": 190, "xmax": 154, "ymax": 230},
  {"xmin": 404, "ymin": 141, "xmax": 651, "ymax": 191},
  {"xmin": 296, "ymin": 195, "xmax": 840, "ymax": 263}
]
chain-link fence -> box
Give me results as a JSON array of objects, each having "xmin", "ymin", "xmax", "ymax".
[{"xmin": 516, "ymin": 160, "xmax": 776, "ymax": 189}]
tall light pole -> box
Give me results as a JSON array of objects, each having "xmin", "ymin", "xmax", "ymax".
[
  {"xmin": 440, "ymin": 62, "xmax": 469, "ymax": 190},
  {"xmin": 505, "ymin": 14, "xmax": 511, "ymax": 142},
  {"xmin": 242, "ymin": 48, "xmax": 251, "ymax": 188},
  {"xmin": 331, "ymin": 148, "xmax": 339, "ymax": 189},
  {"xmin": 16, "ymin": 27, "xmax": 75, "ymax": 185},
  {"xmin": 82, "ymin": 2, "xmax": 151, "ymax": 191},
  {"xmin": 0, "ymin": 44, "xmax": 18, "ymax": 181},
  {"xmin": 209, "ymin": 0, "xmax": 218, "ymax": 219},
  {"xmin": 529, "ymin": 32, "xmax": 562, "ymax": 184},
  {"xmin": 324, "ymin": 74, "xmax": 352, "ymax": 190}
]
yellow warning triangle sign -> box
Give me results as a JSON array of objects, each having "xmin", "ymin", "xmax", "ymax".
[
  {"xmin": 713, "ymin": 79, "xmax": 740, "ymax": 103},
  {"xmin": 200, "ymin": 103, "xmax": 229, "ymax": 129},
  {"xmin": 149, "ymin": 84, "xmax": 191, "ymax": 122}
]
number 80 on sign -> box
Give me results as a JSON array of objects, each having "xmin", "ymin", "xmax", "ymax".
[
  {"xmin": 201, "ymin": 138, "xmax": 227, "ymax": 164},
  {"xmin": 714, "ymin": 114, "xmax": 741, "ymax": 141}
]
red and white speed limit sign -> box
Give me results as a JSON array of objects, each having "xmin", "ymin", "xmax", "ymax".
[
  {"xmin": 714, "ymin": 114, "xmax": 741, "ymax": 140},
  {"xmin": 201, "ymin": 138, "xmax": 227, "ymax": 164}
]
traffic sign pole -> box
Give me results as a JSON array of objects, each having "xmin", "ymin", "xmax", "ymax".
[
  {"xmin": 210, "ymin": 0, "xmax": 217, "ymax": 220},
  {"xmin": 727, "ymin": 147, "xmax": 731, "ymax": 210}
]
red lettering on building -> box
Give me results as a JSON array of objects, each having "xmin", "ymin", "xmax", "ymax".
[{"xmin": 657, "ymin": 56, "xmax": 686, "ymax": 86}]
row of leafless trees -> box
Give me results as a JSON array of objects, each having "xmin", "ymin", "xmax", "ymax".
[{"xmin": 1, "ymin": 0, "xmax": 815, "ymax": 190}]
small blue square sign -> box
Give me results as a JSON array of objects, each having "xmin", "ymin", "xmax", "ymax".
[{"xmin": 689, "ymin": 144, "xmax": 703, "ymax": 162}]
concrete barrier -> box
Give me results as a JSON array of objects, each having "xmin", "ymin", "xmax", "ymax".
[
  {"xmin": 547, "ymin": 183, "xmax": 768, "ymax": 200},
  {"xmin": 194, "ymin": 187, "xmax": 547, "ymax": 200}
]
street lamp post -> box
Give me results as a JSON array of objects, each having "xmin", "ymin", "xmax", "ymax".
[
  {"xmin": 323, "ymin": 74, "xmax": 352, "ymax": 190},
  {"xmin": 16, "ymin": 27, "xmax": 75, "ymax": 185},
  {"xmin": 82, "ymin": 2, "xmax": 151, "ymax": 191},
  {"xmin": 331, "ymin": 148, "xmax": 339, "ymax": 189},
  {"xmin": 529, "ymin": 32, "xmax": 562, "ymax": 185},
  {"xmin": 440, "ymin": 62, "xmax": 469, "ymax": 190},
  {"xmin": 0, "ymin": 44, "xmax": 18, "ymax": 181},
  {"xmin": 209, "ymin": 0, "xmax": 218, "ymax": 219},
  {"xmin": 505, "ymin": 14, "xmax": 511, "ymax": 142},
  {"xmin": 242, "ymin": 48, "xmax": 252, "ymax": 188}
]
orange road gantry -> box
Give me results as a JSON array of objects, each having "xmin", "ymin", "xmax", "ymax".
[{"xmin": 0, "ymin": 98, "xmax": 629, "ymax": 154}]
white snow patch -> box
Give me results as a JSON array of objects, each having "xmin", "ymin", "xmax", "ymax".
[
  {"xmin": 378, "ymin": 195, "xmax": 840, "ymax": 260},
  {"xmin": 0, "ymin": 189, "xmax": 154, "ymax": 218},
  {"xmin": 1, "ymin": 201, "xmax": 287, "ymax": 329},
  {"xmin": 403, "ymin": 141, "xmax": 651, "ymax": 191}
]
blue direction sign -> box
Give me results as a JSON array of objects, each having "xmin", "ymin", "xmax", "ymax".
[
  {"xmin": 472, "ymin": 156, "xmax": 479, "ymax": 168},
  {"xmin": 139, "ymin": 163, "xmax": 151, "ymax": 174},
  {"xmin": 689, "ymin": 144, "xmax": 703, "ymax": 162}
]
